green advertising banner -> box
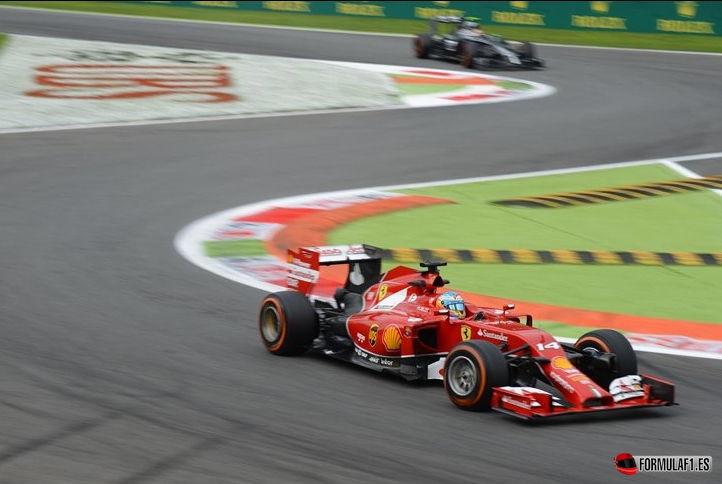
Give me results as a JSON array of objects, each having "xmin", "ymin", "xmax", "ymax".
[
  {"xmin": 468, "ymin": 1, "xmax": 718, "ymax": 35},
  {"xmin": 123, "ymin": 1, "xmax": 721, "ymax": 35}
]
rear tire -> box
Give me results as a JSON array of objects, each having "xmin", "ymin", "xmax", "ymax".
[
  {"xmin": 574, "ymin": 329, "xmax": 637, "ymax": 388},
  {"xmin": 259, "ymin": 291, "xmax": 318, "ymax": 356},
  {"xmin": 444, "ymin": 340, "xmax": 509, "ymax": 411},
  {"xmin": 413, "ymin": 33, "xmax": 432, "ymax": 59},
  {"xmin": 460, "ymin": 42, "xmax": 477, "ymax": 69}
]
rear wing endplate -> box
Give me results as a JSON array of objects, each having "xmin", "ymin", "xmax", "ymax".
[{"xmin": 287, "ymin": 244, "xmax": 383, "ymax": 295}]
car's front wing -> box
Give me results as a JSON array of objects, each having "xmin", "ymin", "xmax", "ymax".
[{"xmin": 491, "ymin": 374, "xmax": 676, "ymax": 419}]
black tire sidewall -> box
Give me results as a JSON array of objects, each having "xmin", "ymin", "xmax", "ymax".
[
  {"xmin": 414, "ymin": 33, "xmax": 431, "ymax": 58},
  {"xmin": 259, "ymin": 291, "xmax": 318, "ymax": 356},
  {"xmin": 460, "ymin": 42, "xmax": 476, "ymax": 68},
  {"xmin": 444, "ymin": 340, "xmax": 509, "ymax": 411},
  {"xmin": 574, "ymin": 329, "xmax": 638, "ymax": 388},
  {"xmin": 521, "ymin": 41, "xmax": 536, "ymax": 59}
]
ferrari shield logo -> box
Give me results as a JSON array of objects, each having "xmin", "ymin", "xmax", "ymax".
[
  {"xmin": 461, "ymin": 325, "xmax": 471, "ymax": 341},
  {"xmin": 369, "ymin": 324, "xmax": 379, "ymax": 347},
  {"xmin": 378, "ymin": 284, "xmax": 388, "ymax": 300}
]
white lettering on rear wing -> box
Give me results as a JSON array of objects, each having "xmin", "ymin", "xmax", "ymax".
[
  {"xmin": 303, "ymin": 244, "xmax": 382, "ymax": 265},
  {"xmin": 287, "ymin": 244, "xmax": 383, "ymax": 295}
]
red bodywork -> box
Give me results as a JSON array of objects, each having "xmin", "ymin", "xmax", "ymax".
[{"xmin": 286, "ymin": 245, "xmax": 676, "ymax": 419}]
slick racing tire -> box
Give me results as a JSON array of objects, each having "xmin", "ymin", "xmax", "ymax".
[
  {"xmin": 414, "ymin": 33, "xmax": 432, "ymax": 59},
  {"xmin": 444, "ymin": 340, "xmax": 509, "ymax": 411},
  {"xmin": 259, "ymin": 291, "xmax": 318, "ymax": 356},
  {"xmin": 460, "ymin": 42, "xmax": 477, "ymax": 69},
  {"xmin": 519, "ymin": 41, "xmax": 537, "ymax": 59},
  {"xmin": 574, "ymin": 329, "xmax": 637, "ymax": 389}
]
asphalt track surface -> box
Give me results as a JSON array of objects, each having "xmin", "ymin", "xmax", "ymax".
[{"xmin": 1, "ymin": 8, "xmax": 721, "ymax": 484}]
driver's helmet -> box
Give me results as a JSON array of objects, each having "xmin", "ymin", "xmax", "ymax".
[
  {"xmin": 437, "ymin": 291, "xmax": 466, "ymax": 318},
  {"xmin": 460, "ymin": 20, "xmax": 480, "ymax": 30}
]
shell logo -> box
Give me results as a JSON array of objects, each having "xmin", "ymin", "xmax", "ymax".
[
  {"xmin": 552, "ymin": 356, "xmax": 574, "ymax": 369},
  {"xmin": 383, "ymin": 325, "xmax": 402, "ymax": 352}
]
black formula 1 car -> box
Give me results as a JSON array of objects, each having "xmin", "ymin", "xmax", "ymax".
[
  {"xmin": 258, "ymin": 244, "xmax": 675, "ymax": 420},
  {"xmin": 413, "ymin": 16, "xmax": 545, "ymax": 70}
]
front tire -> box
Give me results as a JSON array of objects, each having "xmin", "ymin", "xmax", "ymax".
[
  {"xmin": 574, "ymin": 329, "xmax": 637, "ymax": 388},
  {"xmin": 444, "ymin": 340, "xmax": 509, "ymax": 411},
  {"xmin": 518, "ymin": 41, "xmax": 537, "ymax": 59},
  {"xmin": 259, "ymin": 291, "xmax": 318, "ymax": 356}
]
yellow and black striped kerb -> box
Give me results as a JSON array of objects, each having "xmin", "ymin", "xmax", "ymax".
[
  {"xmin": 493, "ymin": 175, "xmax": 722, "ymax": 208},
  {"xmin": 382, "ymin": 248, "xmax": 722, "ymax": 266}
]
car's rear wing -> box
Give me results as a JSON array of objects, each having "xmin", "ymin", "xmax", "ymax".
[{"xmin": 287, "ymin": 244, "xmax": 383, "ymax": 296}]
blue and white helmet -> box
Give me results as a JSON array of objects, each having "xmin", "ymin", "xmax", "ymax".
[{"xmin": 437, "ymin": 291, "xmax": 466, "ymax": 318}]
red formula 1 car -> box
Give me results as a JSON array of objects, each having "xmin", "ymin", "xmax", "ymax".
[{"xmin": 258, "ymin": 244, "xmax": 675, "ymax": 419}]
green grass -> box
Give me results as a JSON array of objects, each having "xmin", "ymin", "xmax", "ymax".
[
  {"xmin": 0, "ymin": 33, "xmax": 6, "ymax": 51},
  {"xmin": 0, "ymin": 1, "xmax": 429, "ymax": 33},
  {"xmin": 329, "ymin": 164, "xmax": 722, "ymax": 323},
  {"xmin": 533, "ymin": 321, "xmax": 595, "ymax": 339},
  {"xmin": 391, "ymin": 74, "xmax": 467, "ymax": 95},
  {"xmin": 2, "ymin": 1, "xmax": 722, "ymax": 53},
  {"xmin": 204, "ymin": 239, "xmax": 267, "ymax": 258}
]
